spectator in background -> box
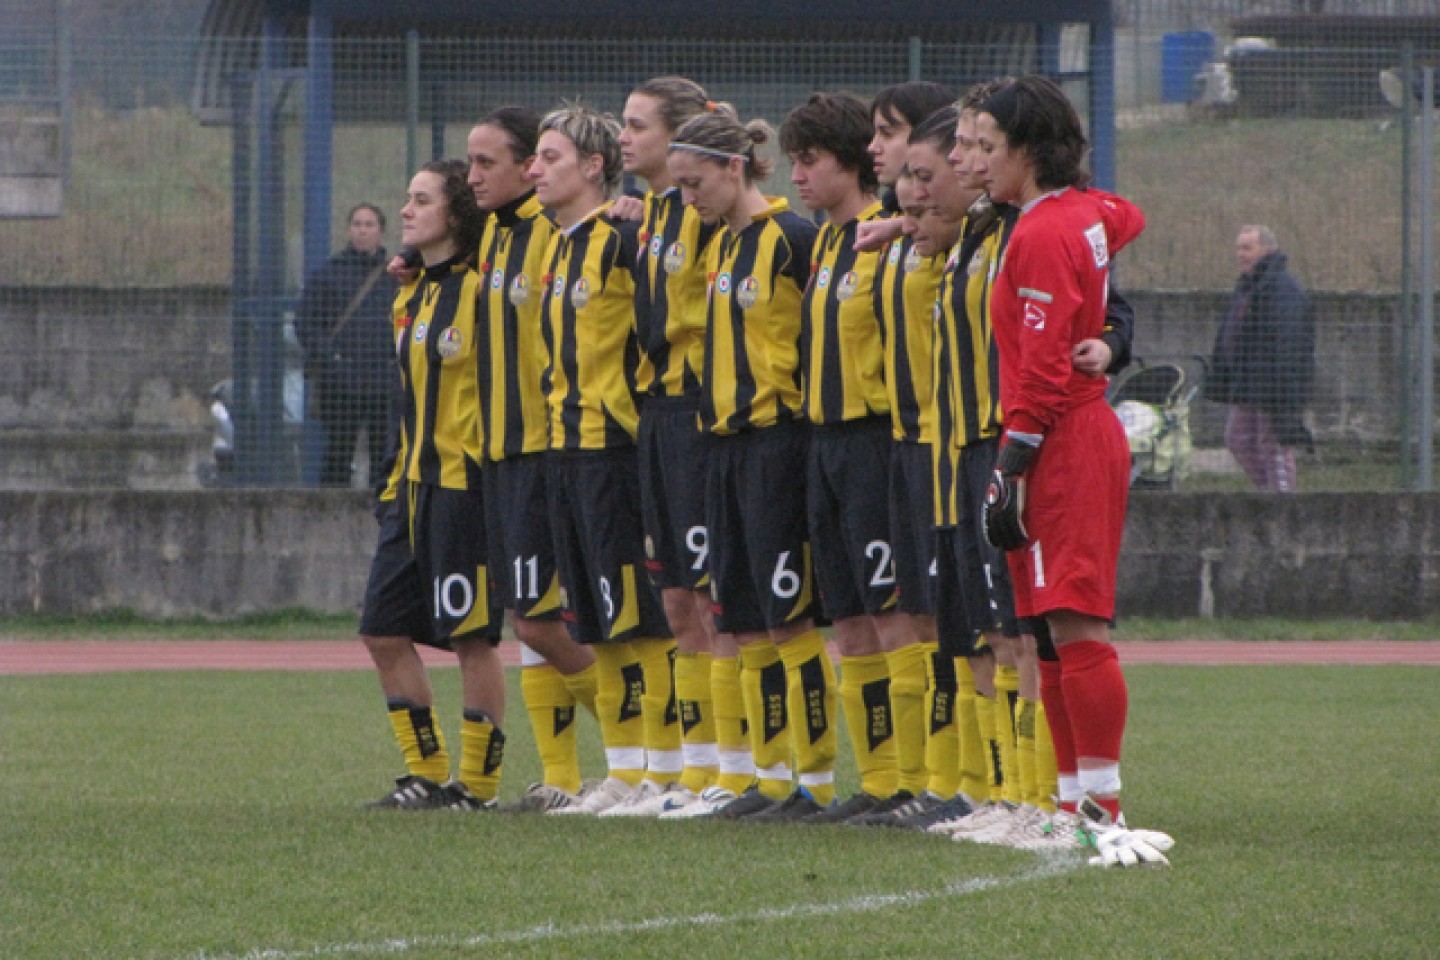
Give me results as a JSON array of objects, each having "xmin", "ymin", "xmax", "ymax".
[
  {"xmin": 295, "ymin": 203, "xmax": 399, "ymax": 487},
  {"xmin": 1206, "ymin": 225, "xmax": 1315, "ymax": 493}
]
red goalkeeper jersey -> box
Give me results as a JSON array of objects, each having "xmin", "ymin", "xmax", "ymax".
[{"xmin": 991, "ymin": 187, "xmax": 1145, "ymax": 439}]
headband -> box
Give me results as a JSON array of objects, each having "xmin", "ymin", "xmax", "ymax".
[
  {"xmin": 667, "ymin": 142, "xmax": 749, "ymax": 164},
  {"xmin": 979, "ymin": 83, "xmax": 1023, "ymax": 132}
]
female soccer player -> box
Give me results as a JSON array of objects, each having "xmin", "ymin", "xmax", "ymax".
[
  {"xmin": 662, "ymin": 104, "xmax": 821, "ymax": 818},
  {"xmin": 467, "ymin": 107, "xmax": 601, "ymax": 813},
  {"xmin": 527, "ymin": 104, "xmax": 676, "ymax": 816},
  {"xmin": 609, "ymin": 77, "xmax": 730, "ymax": 815},
  {"xmin": 976, "ymin": 75, "xmax": 1171, "ymax": 866},
  {"xmin": 360, "ymin": 159, "xmax": 504, "ymax": 811}
]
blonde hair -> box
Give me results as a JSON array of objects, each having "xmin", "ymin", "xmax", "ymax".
[
  {"xmin": 670, "ymin": 104, "xmax": 775, "ymax": 182},
  {"xmin": 539, "ymin": 102, "xmax": 624, "ymax": 197}
]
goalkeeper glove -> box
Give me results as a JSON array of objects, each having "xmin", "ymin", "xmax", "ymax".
[
  {"xmin": 983, "ymin": 433, "xmax": 1040, "ymax": 552},
  {"xmin": 1088, "ymin": 824, "xmax": 1174, "ymax": 868}
]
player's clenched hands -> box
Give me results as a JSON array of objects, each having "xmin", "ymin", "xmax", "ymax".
[{"xmin": 983, "ymin": 433, "xmax": 1039, "ymax": 552}]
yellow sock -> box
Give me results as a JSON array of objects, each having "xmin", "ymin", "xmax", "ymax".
[
  {"xmin": 634, "ymin": 637, "xmax": 683, "ymax": 785},
  {"xmin": 887, "ymin": 643, "xmax": 929, "ymax": 797},
  {"xmin": 520, "ymin": 664, "xmax": 582, "ymax": 794},
  {"xmin": 593, "ymin": 642, "xmax": 646, "ymax": 787},
  {"xmin": 458, "ymin": 710, "xmax": 505, "ymax": 802},
  {"xmin": 560, "ymin": 663, "xmax": 598, "ymax": 718},
  {"xmin": 739, "ymin": 640, "xmax": 791, "ymax": 800},
  {"xmin": 1015, "ymin": 697, "xmax": 1039, "ymax": 809},
  {"xmin": 924, "ymin": 644, "xmax": 960, "ymax": 798},
  {"xmin": 675, "ymin": 651, "xmax": 718, "ymax": 793},
  {"xmin": 780, "ymin": 630, "xmax": 838, "ymax": 806},
  {"xmin": 994, "ymin": 665, "xmax": 1021, "ymax": 805},
  {"xmin": 710, "ymin": 654, "xmax": 755, "ymax": 795},
  {"xmin": 1034, "ymin": 699, "xmax": 1059, "ymax": 813},
  {"xmin": 387, "ymin": 702, "xmax": 449, "ymax": 783},
  {"xmin": 955, "ymin": 659, "xmax": 986, "ymax": 802},
  {"xmin": 839, "ymin": 651, "xmax": 896, "ymax": 800}
]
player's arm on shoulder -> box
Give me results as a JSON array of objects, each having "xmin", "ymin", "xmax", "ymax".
[
  {"xmin": 608, "ymin": 193, "xmax": 645, "ymax": 222},
  {"xmin": 854, "ymin": 216, "xmax": 903, "ymax": 253}
]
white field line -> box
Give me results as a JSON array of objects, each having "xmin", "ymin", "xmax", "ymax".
[{"xmin": 184, "ymin": 857, "xmax": 1081, "ymax": 960}]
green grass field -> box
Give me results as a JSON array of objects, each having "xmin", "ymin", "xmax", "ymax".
[{"xmin": 3, "ymin": 654, "xmax": 1438, "ymax": 959}]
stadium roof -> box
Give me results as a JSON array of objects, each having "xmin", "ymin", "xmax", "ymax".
[{"xmin": 194, "ymin": 0, "xmax": 1115, "ymax": 122}]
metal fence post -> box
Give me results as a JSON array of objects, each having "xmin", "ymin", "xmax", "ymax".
[{"xmin": 1420, "ymin": 67, "xmax": 1435, "ymax": 491}]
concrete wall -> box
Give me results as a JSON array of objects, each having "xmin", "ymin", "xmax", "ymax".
[{"xmin": 3, "ymin": 489, "xmax": 1439, "ymax": 620}]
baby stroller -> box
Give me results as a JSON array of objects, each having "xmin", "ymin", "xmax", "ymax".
[{"xmin": 1107, "ymin": 355, "xmax": 1206, "ymax": 490}]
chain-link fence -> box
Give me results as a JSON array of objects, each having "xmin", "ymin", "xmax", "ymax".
[{"xmin": 2, "ymin": 14, "xmax": 1439, "ymax": 492}]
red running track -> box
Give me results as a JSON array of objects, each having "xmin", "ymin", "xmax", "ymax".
[{"xmin": 1, "ymin": 639, "xmax": 1438, "ymax": 675}]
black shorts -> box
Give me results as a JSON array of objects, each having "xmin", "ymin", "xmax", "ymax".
[
  {"xmin": 410, "ymin": 482, "xmax": 502, "ymax": 646},
  {"xmin": 483, "ymin": 454, "xmax": 564, "ymax": 622},
  {"xmin": 638, "ymin": 397, "xmax": 712, "ymax": 592},
  {"xmin": 807, "ymin": 416, "xmax": 899, "ymax": 621},
  {"xmin": 948, "ymin": 437, "xmax": 1019, "ymax": 641},
  {"xmin": 707, "ymin": 419, "xmax": 815, "ymax": 635},
  {"xmin": 546, "ymin": 448, "xmax": 671, "ymax": 645},
  {"xmin": 888, "ymin": 439, "xmax": 937, "ymax": 616},
  {"xmin": 933, "ymin": 528, "xmax": 989, "ymax": 659},
  {"xmin": 358, "ymin": 493, "xmax": 435, "ymax": 647}
]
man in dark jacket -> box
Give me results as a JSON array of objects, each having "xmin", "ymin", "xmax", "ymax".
[
  {"xmin": 1205, "ymin": 225, "xmax": 1314, "ymax": 492},
  {"xmin": 295, "ymin": 203, "xmax": 400, "ymax": 487}
]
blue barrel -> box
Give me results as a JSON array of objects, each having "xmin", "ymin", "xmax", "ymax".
[{"xmin": 1161, "ymin": 31, "xmax": 1216, "ymax": 103}]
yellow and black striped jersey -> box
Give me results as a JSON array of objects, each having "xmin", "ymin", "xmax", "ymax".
[
  {"xmin": 701, "ymin": 197, "xmax": 818, "ymax": 436},
  {"xmin": 874, "ymin": 234, "xmax": 945, "ymax": 444},
  {"xmin": 931, "ymin": 205, "xmax": 1011, "ymax": 525},
  {"xmin": 800, "ymin": 200, "xmax": 890, "ymax": 425},
  {"xmin": 634, "ymin": 187, "xmax": 719, "ymax": 400},
  {"xmin": 539, "ymin": 204, "xmax": 644, "ymax": 451},
  {"xmin": 395, "ymin": 258, "xmax": 485, "ymax": 490},
  {"xmin": 475, "ymin": 191, "xmax": 557, "ymax": 462}
]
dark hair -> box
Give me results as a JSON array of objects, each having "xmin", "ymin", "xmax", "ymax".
[
  {"xmin": 908, "ymin": 105, "xmax": 960, "ymax": 153},
  {"xmin": 872, "ymin": 81, "xmax": 956, "ymax": 129},
  {"xmin": 632, "ymin": 76, "xmax": 711, "ymax": 133},
  {"xmin": 348, "ymin": 202, "xmax": 385, "ymax": 230},
  {"xmin": 418, "ymin": 158, "xmax": 485, "ymax": 259},
  {"xmin": 979, "ymin": 75, "xmax": 1091, "ymax": 191},
  {"xmin": 779, "ymin": 91, "xmax": 878, "ymax": 192},
  {"xmin": 671, "ymin": 104, "xmax": 777, "ymax": 182},
  {"xmin": 481, "ymin": 105, "xmax": 542, "ymax": 163}
]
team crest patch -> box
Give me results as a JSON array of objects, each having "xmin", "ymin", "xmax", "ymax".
[
  {"xmin": 716, "ymin": 272, "xmax": 732, "ymax": 295},
  {"xmin": 571, "ymin": 278, "xmax": 591, "ymax": 308},
  {"xmin": 816, "ymin": 266, "xmax": 832, "ymax": 289},
  {"xmin": 664, "ymin": 241, "xmax": 686, "ymax": 273},
  {"xmin": 509, "ymin": 273, "xmax": 530, "ymax": 305},
  {"xmin": 436, "ymin": 326, "xmax": 463, "ymax": 359},
  {"xmin": 413, "ymin": 321, "xmax": 428, "ymax": 343},
  {"xmin": 836, "ymin": 270, "xmax": 859, "ymax": 301},
  {"xmin": 1084, "ymin": 222, "xmax": 1109, "ymax": 268},
  {"xmin": 552, "ymin": 274, "xmax": 566, "ymax": 298},
  {"xmin": 735, "ymin": 276, "xmax": 760, "ymax": 309},
  {"xmin": 650, "ymin": 234, "xmax": 665, "ymax": 259},
  {"xmin": 490, "ymin": 267, "xmax": 505, "ymax": 291},
  {"xmin": 904, "ymin": 246, "xmax": 922, "ymax": 273},
  {"xmin": 968, "ymin": 249, "xmax": 987, "ymax": 277},
  {"xmin": 888, "ymin": 244, "xmax": 903, "ymax": 266}
]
